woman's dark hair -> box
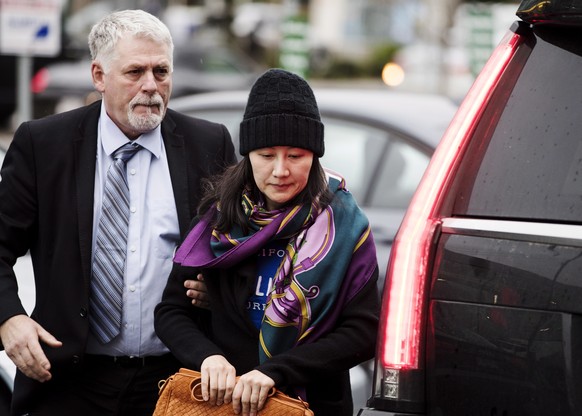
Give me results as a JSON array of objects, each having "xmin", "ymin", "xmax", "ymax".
[{"xmin": 198, "ymin": 157, "xmax": 333, "ymax": 232}]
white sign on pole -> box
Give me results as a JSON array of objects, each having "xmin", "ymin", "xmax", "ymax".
[{"xmin": 0, "ymin": 0, "xmax": 63, "ymax": 57}]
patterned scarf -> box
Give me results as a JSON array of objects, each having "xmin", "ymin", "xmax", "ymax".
[{"xmin": 173, "ymin": 171, "xmax": 377, "ymax": 363}]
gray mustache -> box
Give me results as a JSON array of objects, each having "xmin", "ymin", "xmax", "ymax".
[{"xmin": 131, "ymin": 95, "xmax": 163, "ymax": 109}]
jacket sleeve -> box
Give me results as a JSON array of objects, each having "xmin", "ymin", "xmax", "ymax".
[
  {"xmin": 0, "ymin": 122, "xmax": 38, "ymax": 329},
  {"xmin": 256, "ymin": 265, "xmax": 380, "ymax": 388},
  {"xmin": 154, "ymin": 262, "xmax": 225, "ymax": 369}
]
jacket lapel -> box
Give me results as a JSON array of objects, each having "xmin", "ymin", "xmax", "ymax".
[
  {"xmin": 161, "ymin": 114, "xmax": 191, "ymax": 237},
  {"xmin": 73, "ymin": 102, "xmax": 100, "ymax": 292}
]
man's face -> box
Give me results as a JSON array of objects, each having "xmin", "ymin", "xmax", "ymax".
[{"xmin": 91, "ymin": 36, "xmax": 172, "ymax": 139}]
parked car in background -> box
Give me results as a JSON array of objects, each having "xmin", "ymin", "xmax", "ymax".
[
  {"xmin": 1, "ymin": 86, "xmax": 457, "ymax": 414},
  {"xmin": 2, "ymin": 86, "xmax": 457, "ymax": 413},
  {"xmin": 170, "ymin": 88, "xmax": 457, "ymax": 288},
  {"xmin": 31, "ymin": 43, "xmax": 262, "ymax": 118},
  {"xmin": 360, "ymin": 0, "xmax": 582, "ymax": 414},
  {"xmin": 169, "ymin": 88, "xmax": 457, "ymax": 412}
]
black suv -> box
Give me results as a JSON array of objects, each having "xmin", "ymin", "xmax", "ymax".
[{"xmin": 360, "ymin": 0, "xmax": 582, "ymax": 415}]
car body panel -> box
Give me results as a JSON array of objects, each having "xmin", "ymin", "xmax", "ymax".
[
  {"xmin": 170, "ymin": 88, "xmax": 454, "ymax": 152},
  {"xmin": 428, "ymin": 226, "xmax": 582, "ymax": 415},
  {"xmin": 361, "ymin": 1, "xmax": 582, "ymax": 414}
]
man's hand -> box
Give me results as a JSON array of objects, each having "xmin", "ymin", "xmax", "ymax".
[
  {"xmin": 184, "ymin": 273, "xmax": 210, "ymax": 309},
  {"xmin": 0, "ymin": 314, "xmax": 62, "ymax": 382}
]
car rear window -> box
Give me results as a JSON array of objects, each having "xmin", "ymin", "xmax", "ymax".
[{"xmin": 451, "ymin": 26, "xmax": 582, "ymax": 223}]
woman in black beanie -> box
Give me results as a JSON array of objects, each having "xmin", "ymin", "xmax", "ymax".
[{"xmin": 155, "ymin": 69, "xmax": 379, "ymax": 416}]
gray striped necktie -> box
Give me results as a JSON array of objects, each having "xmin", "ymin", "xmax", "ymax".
[{"xmin": 90, "ymin": 141, "xmax": 141, "ymax": 343}]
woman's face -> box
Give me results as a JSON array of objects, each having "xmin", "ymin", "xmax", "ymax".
[{"xmin": 249, "ymin": 146, "xmax": 314, "ymax": 211}]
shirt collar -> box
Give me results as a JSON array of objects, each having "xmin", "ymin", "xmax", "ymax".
[{"xmin": 99, "ymin": 104, "xmax": 163, "ymax": 159}]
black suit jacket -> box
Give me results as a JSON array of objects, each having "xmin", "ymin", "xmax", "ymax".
[{"xmin": 0, "ymin": 100, "xmax": 236, "ymax": 414}]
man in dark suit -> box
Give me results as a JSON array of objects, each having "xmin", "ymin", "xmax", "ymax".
[{"xmin": 0, "ymin": 10, "xmax": 236, "ymax": 416}]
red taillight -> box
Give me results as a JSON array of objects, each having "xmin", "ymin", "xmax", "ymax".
[
  {"xmin": 371, "ymin": 27, "xmax": 526, "ymax": 408},
  {"xmin": 31, "ymin": 68, "xmax": 49, "ymax": 94}
]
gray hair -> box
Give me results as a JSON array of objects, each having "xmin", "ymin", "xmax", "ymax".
[{"xmin": 88, "ymin": 9, "xmax": 174, "ymax": 72}]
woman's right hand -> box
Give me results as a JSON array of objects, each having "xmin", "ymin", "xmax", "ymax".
[
  {"xmin": 200, "ymin": 355, "xmax": 237, "ymax": 406},
  {"xmin": 232, "ymin": 369, "xmax": 275, "ymax": 416}
]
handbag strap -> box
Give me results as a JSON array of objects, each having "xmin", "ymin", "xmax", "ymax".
[
  {"xmin": 156, "ymin": 374, "xmax": 175, "ymax": 397},
  {"xmin": 175, "ymin": 368, "xmax": 312, "ymax": 413},
  {"xmin": 190, "ymin": 379, "xmax": 205, "ymax": 402}
]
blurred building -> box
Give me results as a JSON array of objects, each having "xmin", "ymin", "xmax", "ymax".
[
  {"xmin": 310, "ymin": 0, "xmax": 417, "ymax": 60},
  {"xmin": 395, "ymin": 0, "xmax": 519, "ymax": 98},
  {"xmin": 2, "ymin": 0, "xmax": 522, "ymax": 128}
]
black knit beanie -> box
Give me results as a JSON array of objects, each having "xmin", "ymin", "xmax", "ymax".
[{"xmin": 239, "ymin": 69, "xmax": 324, "ymax": 157}]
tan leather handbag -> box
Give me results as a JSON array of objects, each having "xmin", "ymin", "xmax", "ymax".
[{"xmin": 153, "ymin": 368, "xmax": 314, "ymax": 415}]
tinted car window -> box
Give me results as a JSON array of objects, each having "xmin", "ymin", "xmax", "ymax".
[
  {"xmin": 370, "ymin": 139, "xmax": 429, "ymax": 208},
  {"xmin": 320, "ymin": 119, "xmax": 388, "ymax": 203},
  {"xmin": 322, "ymin": 120, "xmax": 430, "ymax": 208},
  {"xmin": 451, "ymin": 26, "xmax": 582, "ymax": 223}
]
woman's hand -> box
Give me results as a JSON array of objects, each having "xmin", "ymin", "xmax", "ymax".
[
  {"xmin": 185, "ymin": 273, "xmax": 210, "ymax": 309},
  {"xmin": 200, "ymin": 355, "xmax": 237, "ymax": 406},
  {"xmin": 232, "ymin": 370, "xmax": 275, "ymax": 416}
]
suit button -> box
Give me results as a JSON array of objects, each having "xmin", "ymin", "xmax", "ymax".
[
  {"xmin": 72, "ymin": 355, "xmax": 81, "ymax": 364},
  {"xmin": 80, "ymin": 308, "xmax": 87, "ymax": 318}
]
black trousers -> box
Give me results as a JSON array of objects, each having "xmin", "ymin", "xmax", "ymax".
[{"xmin": 19, "ymin": 354, "xmax": 180, "ymax": 416}]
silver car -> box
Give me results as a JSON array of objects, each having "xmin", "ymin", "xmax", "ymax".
[
  {"xmin": 169, "ymin": 87, "xmax": 457, "ymax": 412},
  {"xmin": 170, "ymin": 88, "xmax": 457, "ymax": 285},
  {"xmin": 0, "ymin": 88, "xmax": 457, "ymax": 413}
]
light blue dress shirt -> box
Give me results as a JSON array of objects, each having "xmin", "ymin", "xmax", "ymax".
[{"xmin": 86, "ymin": 105, "xmax": 180, "ymax": 357}]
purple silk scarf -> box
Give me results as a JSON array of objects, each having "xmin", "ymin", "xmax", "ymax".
[{"xmin": 174, "ymin": 171, "xmax": 377, "ymax": 363}]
